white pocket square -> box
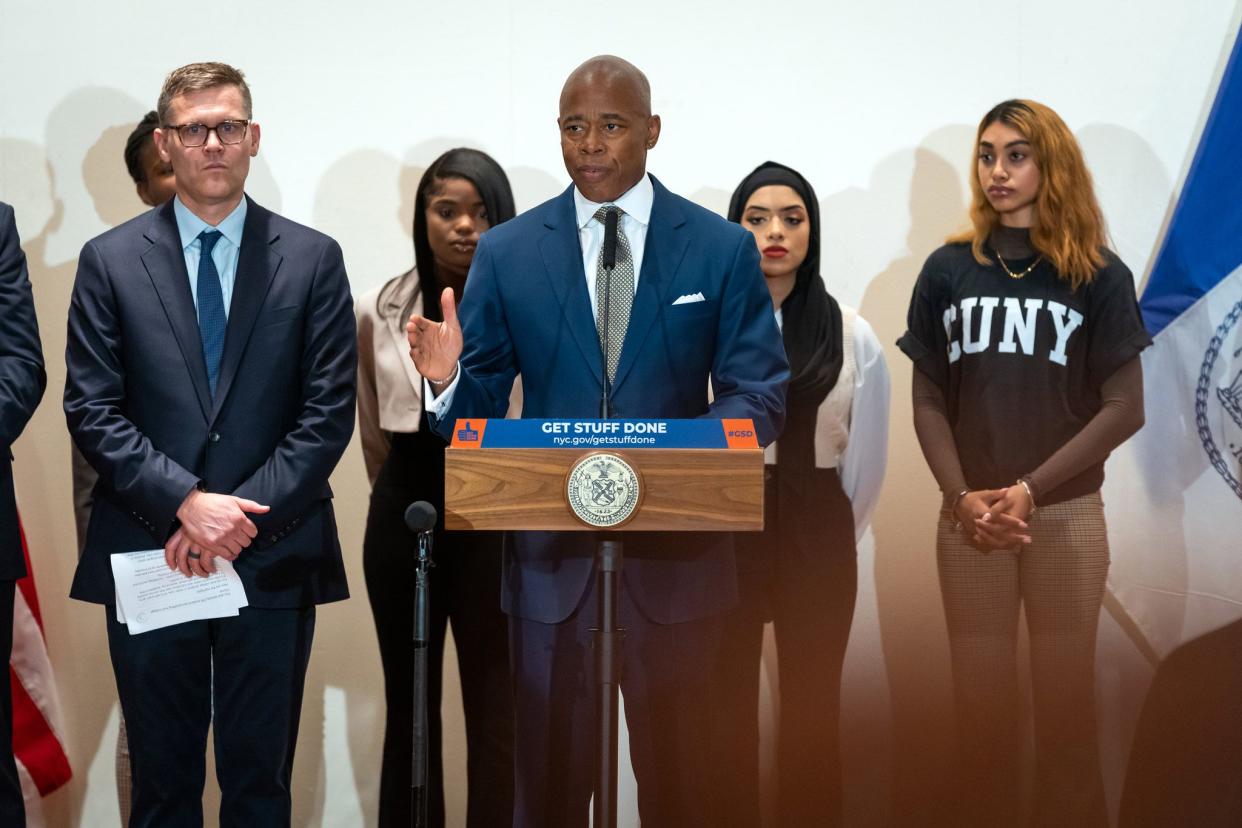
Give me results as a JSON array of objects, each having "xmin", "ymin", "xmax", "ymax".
[{"xmin": 671, "ymin": 292, "xmax": 705, "ymax": 305}]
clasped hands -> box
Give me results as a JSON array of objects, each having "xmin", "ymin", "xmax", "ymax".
[
  {"xmin": 954, "ymin": 484, "xmax": 1035, "ymax": 551},
  {"xmin": 165, "ymin": 489, "xmax": 270, "ymax": 578}
]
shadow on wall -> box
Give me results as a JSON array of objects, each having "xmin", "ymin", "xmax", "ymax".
[
  {"xmin": 313, "ymin": 148, "xmax": 415, "ymax": 300},
  {"xmin": 1075, "ymin": 123, "xmax": 1185, "ymax": 639},
  {"xmin": 507, "ymin": 165, "xmax": 564, "ymax": 213},
  {"xmin": 0, "ymin": 83, "xmax": 156, "ymax": 827},
  {"xmin": 845, "ymin": 124, "xmax": 974, "ymax": 826},
  {"xmin": 305, "ymin": 146, "xmax": 419, "ymax": 828},
  {"xmin": 0, "ymin": 135, "xmax": 84, "ymax": 828},
  {"xmin": 685, "ymin": 186, "xmax": 731, "ymax": 217}
]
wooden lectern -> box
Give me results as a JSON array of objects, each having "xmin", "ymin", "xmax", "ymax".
[
  {"xmin": 444, "ymin": 417, "xmax": 764, "ymax": 828},
  {"xmin": 444, "ymin": 417, "xmax": 764, "ymax": 531}
]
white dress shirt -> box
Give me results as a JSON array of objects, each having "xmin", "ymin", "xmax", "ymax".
[{"xmin": 573, "ymin": 173, "xmax": 653, "ymax": 320}]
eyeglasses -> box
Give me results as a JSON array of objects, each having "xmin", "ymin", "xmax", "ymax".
[{"xmin": 165, "ymin": 119, "xmax": 251, "ymax": 148}]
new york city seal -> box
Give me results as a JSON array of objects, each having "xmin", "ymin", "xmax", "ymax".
[{"xmin": 566, "ymin": 452, "xmax": 642, "ymax": 528}]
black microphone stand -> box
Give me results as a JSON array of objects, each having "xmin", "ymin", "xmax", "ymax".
[
  {"xmin": 404, "ymin": 501, "xmax": 438, "ymax": 828},
  {"xmin": 594, "ymin": 207, "xmax": 623, "ymax": 828}
]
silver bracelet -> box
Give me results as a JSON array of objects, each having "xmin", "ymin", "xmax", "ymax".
[
  {"xmin": 950, "ymin": 488, "xmax": 970, "ymax": 530},
  {"xmin": 1016, "ymin": 478, "xmax": 1038, "ymax": 516},
  {"xmin": 427, "ymin": 362, "xmax": 459, "ymax": 388}
]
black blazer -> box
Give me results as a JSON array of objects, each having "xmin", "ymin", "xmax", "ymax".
[
  {"xmin": 0, "ymin": 202, "xmax": 46, "ymax": 581},
  {"xmin": 64, "ymin": 197, "xmax": 356, "ymax": 607}
]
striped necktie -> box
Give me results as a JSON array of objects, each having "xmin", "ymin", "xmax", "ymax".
[{"xmin": 593, "ymin": 206, "xmax": 634, "ymax": 382}]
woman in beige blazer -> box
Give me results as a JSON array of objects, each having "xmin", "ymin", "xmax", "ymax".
[{"xmin": 356, "ymin": 148, "xmax": 517, "ymax": 828}]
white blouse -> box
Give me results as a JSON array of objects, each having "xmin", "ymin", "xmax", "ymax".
[{"xmin": 769, "ymin": 305, "xmax": 891, "ymax": 541}]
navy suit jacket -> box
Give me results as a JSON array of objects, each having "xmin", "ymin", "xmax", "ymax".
[
  {"xmin": 0, "ymin": 203, "xmax": 46, "ymax": 581},
  {"xmin": 65, "ymin": 197, "xmax": 356, "ymax": 607},
  {"xmin": 431, "ymin": 176, "xmax": 788, "ymax": 624}
]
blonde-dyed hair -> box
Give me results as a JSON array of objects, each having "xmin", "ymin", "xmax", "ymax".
[
  {"xmin": 157, "ymin": 62, "xmax": 252, "ymax": 126},
  {"xmin": 951, "ymin": 99, "xmax": 1107, "ymax": 289}
]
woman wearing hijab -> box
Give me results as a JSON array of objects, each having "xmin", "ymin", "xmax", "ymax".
[
  {"xmin": 711, "ymin": 161, "xmax": 890, "ymax": 827},
  {"xmin": 355, "ymin": 148, "xmax": 517, "ymax": 827}
]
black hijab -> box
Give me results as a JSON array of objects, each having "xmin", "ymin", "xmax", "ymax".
[{"xmin": 727, "ymin": 161, "xmax": 843, "ymax": 501}]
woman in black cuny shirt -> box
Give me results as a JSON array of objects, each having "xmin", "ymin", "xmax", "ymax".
[{"xmin": 898, "ymin": 100, "xmax": 1151, "ymax": 826}]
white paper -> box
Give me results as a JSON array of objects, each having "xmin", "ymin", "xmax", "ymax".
[{"xmin": 110, "ymin": 549, "xmax": 249, "ymax": 634}]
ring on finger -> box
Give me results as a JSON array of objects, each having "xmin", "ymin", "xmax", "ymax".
[{"xmin": 187, "ymin": 551, "xmax": 201, "ymax": 560}]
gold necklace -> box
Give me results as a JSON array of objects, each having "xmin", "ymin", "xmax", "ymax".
[{"xmin": 996, "ymin": 251, "xmax": 1043, "ymax": 279}]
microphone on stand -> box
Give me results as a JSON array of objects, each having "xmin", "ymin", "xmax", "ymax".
[
  {"xmin": 599, "ymin": 207, "xmax": 619, "ymax": 419},
  {"xmin": 592, "ymin": 211, "xmax": 623, "ymax": 827},
  {"xmin": 404, "ymin": 501, "xmax": 437, "ymax": 534},
  {"xmin": 602, "ymin": 207, "xmax": 619, "ymax": 270},
  {"xmin": 404, "ymin": 500, "xmax": 437, "ymax": 827}
]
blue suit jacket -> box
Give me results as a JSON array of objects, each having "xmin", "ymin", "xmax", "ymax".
[
  {"xmin": 431, "ymin": 176, "xmax": 788, "ymax": 624},
  {"xmin": 0, "ymin": 203, "xmax": 46, "ymax": 581},
  {"xmin": 64, "ymin": 197, "xmax": 356, "ymax": 607}
]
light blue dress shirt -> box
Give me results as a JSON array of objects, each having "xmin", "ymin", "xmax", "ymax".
[{"xmin": 172, "ymin": 196, "xmax": 247, "ymax": 319}]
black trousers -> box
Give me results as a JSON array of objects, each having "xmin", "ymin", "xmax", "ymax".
[
  {"xmin": 363, "ymin": 430, "xmax": 513, "ymax": 828},
  {"xmin": 509, "ymin": 578, "xmax": 722, "ymax": 828},
  {"xmin": 106, "ymin": 605, "xmax": 315, "ymax": 828},
  {"xmin": 710, "ymin": 468, "xmax": 858, "ymax": 828},
  {"xmin": 0, "ymin": 581, "xmax": 22, "ymax": 825}
]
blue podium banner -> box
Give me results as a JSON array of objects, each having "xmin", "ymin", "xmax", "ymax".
[{"xmin": 449, "ymin": 418, "xmax": 758, "ymax": 450}]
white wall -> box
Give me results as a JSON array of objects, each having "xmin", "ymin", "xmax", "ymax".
[{"xmin": 1, "ymin": 1, "xmax": 1238, "ymax": 824}]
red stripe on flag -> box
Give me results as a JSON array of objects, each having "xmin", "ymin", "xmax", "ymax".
[
  {"xmin": 9, "ymin": 667, "xmax": 71, "ymax": 795},
  {"xmin": 9, "ymin": 512, "xmax": 72, "ymax": 796}
]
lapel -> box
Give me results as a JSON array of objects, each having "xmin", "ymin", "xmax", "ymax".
[
  {"xmin": 383, "ymin": 270, "xmax": 425, "ymax": 396},
  {"xmin": 141, "ymin": 201, "xmax": 212, "ymax": 423},
  {"xmin": 210, "ymin": 196, "xmax": 282, "ymax": 421},
  {"xmin": 611, "ymin": 176, "xmax": 690, "ymax": 393},
  {"xmin": 538, "ymin": 186, "xmax": 603, "ymax": 387}
]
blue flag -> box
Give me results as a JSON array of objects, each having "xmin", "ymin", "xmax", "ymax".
[
  {"xmin": 1108, "ymin": 31, "xmax": 1242, "ymax": 657},
  {"xmin": 1141, "ymin": 33, "xmax": 1242, "ymax": 335}
]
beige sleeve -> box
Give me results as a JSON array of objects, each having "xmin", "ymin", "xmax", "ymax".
[{"xmin": 355, "ymin": 295, "xmax": 390, "ymax": 487}]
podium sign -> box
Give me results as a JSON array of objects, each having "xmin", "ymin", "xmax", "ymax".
[{"xmin": 444, "ymin": 418, "xmax": 763, "ymax": 531}]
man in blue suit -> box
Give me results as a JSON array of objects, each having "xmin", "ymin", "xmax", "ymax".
[
  {"xmin": 0, "ymin": 201, "xmax": 46, "ymax": 825},
  {"xmin": 408, "ymin": 55, "xmax": 788, "ymax": 827},
  {"xmin": 64, "ymin": 62, "xmax": 356, "ymax": 826}
]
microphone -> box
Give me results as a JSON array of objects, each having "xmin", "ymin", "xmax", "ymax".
[
  {"xmin": 404, "ymin": 501, "xmax": 437, "ymax": 533},
  {"xmin": 599, "ymin": 208, "xmax": 619, "ymax": 419},
  {"xmin": 602, "ymin": 207, "xmax": 619, "ymax": 271}
]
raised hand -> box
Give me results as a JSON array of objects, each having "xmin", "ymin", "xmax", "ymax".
[{"xmin": 406, "ymin": 287, "xmax": 463, "ymax": 390}]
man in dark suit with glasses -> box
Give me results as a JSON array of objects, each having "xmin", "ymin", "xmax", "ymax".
[{"xmin": 64, "ymin": 61, "xmax": 356, "ymax": 826}]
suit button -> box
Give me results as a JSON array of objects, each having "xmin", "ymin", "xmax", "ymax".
[
  {"xmin": 209, "ymin": 432, "xmax": 221, "ymax": 443},
  {"xmin": 269, "ymin": 535, "xmax": 279, "ymax": 543}
]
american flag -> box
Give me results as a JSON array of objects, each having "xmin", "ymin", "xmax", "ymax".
[{"xmin": 10, "ymin": 515, "xmax": 71, "ymax": 825}]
